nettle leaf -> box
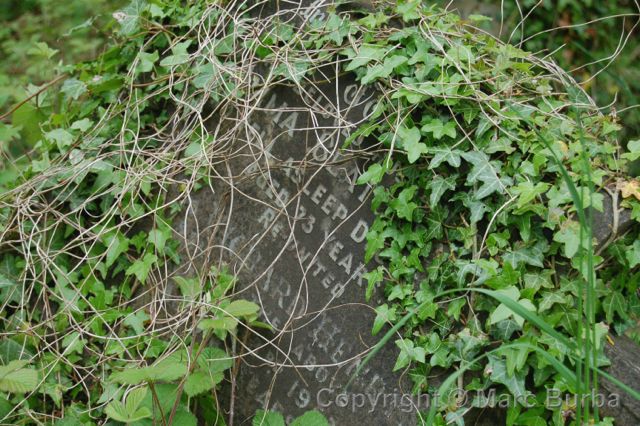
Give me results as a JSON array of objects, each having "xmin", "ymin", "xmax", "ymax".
[
  {"xmin": 224, "ymin": 300, "xmax": 260, "ymax": 318},
  {"xmin": 397, "ymin": 125, "xmax": 426, "ymax": 163},
  {"xmin": 428, "ymin": 175, "xmax": 457, "ymax": 205},
  {"xmin": 184, "ymin": 370, "xmax": 223, "ymax": 397},
  {"xmin": 105, "ymin": 400, "xmax": 151, "ymax": 423},
  {"xmin": 390, "ymin": 186, "xmax": 418, "ymax": 220},
  {"xmin": 290, "ymin": 410, "xmax": 329, "ymax": 426},
  {"xmin": 462, "ymin": 151, "xmax": 512, "ymax": 199},
  {"xmin": 421, "ymin": 118, "xmax": 457, "ymax": 140},
  {"xmin": 0, "ymin": 361, "xmax": 38, "ymax": 393},
  {"xmin": 253, "ymin": 410, "xmax": 285, "ymax": 426},
  {"xmin": 110, "ymin": 360, "xmax": 187, "ymax": 385}
]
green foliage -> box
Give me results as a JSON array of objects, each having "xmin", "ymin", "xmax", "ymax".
[
  {"xmin": 0, "ymin": 0, "xmax": 639, "ymax": 425},
  {"xmin": 467, "ymin": 0, "xmax": 640, "ymax": 145},
  {"xmin": 253, "ymin": 410, "xmax": 329, "ymax": 426}
]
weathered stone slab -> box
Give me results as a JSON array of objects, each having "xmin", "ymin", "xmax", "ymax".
[{"xmin": 172, "ymin": 38, "xmax": 422, "ymax": 423}]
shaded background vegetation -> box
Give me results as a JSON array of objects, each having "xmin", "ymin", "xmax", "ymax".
[{"xmin": 1, "ymin": 0, "xmax": 638, "ymax": 165}]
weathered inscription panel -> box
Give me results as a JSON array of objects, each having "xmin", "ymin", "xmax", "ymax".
[
  {"xmin": 177, "ymin": 70, "xmax": 422, "ymax": 424},
  {"xmin": 221, "ymin": 77, "xmax": 417, "ymax": 424},
  {"xmin": 175, "ymin": 2, "xmax": 421, "ymax": 425}
]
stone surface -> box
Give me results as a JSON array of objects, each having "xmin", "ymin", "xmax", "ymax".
[
  {"xmin": 171, "ymin": 2, "xmax": 639, "ymax": 425},
  {"xmin": 175, "ymin": 49, "xmax": 422, "ymax": 426}
]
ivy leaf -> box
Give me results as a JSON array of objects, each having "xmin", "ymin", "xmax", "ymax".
[
  {"xmin": 114, "ymin": 0, "xmax": 145, "ymax": 36},
  {"xmin": 0, "ymin": 273, "xmax": 18, "ymax": 290},
  {"xmin": 487, "ymin": 355, "xmax": 526, "ymax": 399},
  {"xmin": 344, "ymin": 45, "xmax": 386, "ymax": 71},
  {"xmin": 512, "ymin": 181, "xmax": 549, "ymax": 209},
  {"xmin": 538, "ymin": 291, "xmax": 571, "ymax": 312},
  {"xmin": 489, "ymin": 286, "xmax": 536, "ymax": 327},
  {"xmin": 626, "ymin": 240, "xmax": 640, "ymax": 268},
  {"xmin": 462, "ymin": 151, "xmax": 511, "ymax": 199},
  {"xmin": 148, "ymin": 227, "xmax": 170, "ymax": 252},
  {"xmin": 357, "ymin": 163, "xmax": 387, "ymax": 185},
  {"xmin": 393, "ymin": 339, "xmax": 425, "ymax": 371},
  {"xmin": 361, "ymin": 55, "xmax": 408, "ymax": 84},
  {"xmin": 61, "ymin": 79, "xmax": 87, "ymax": 100},
  {"xmin": 603, "ymin": 292, "xmax": 628, "ymax": 323},
  {"xmin": 396, "ymin": 0, "xmax": 421, "ymax": 21},
  {"xmin": 428, "ymin": 175, "xmax": 457, "ymax": 205},
  {"xmin": 622, "ymin": 140, "xmax": 640, "ymax": 161},
  {"xmin": 103, "ymin": 232, "xmax": 129, "ymax": 268},
  {"xmin": 421, "ymin": 118, "xmax": 457, "ymax": 140},
  {"xmin": 123, "ymin": 310, "xmax": 149, "ymax": 334},
  {"xmin": 503, "ymin": 241, "xmax": 546, "ymax": 268},
  {"xmin": 425, "ymin": 205, "xmax": 446, "ymax": 240},
  {"xmin": 45, "ymin": 129, "xmax": 74, "ymax": 151},
  {"xmin": 253, "ymin": 410, "xmax": 285, "ymax": 426},
  {"xmin": 390, "ymin": 185, "xmax": 418, "ymax": 220},
  {"xmin": 397, "ymin": 125, "xmax": 426, "ymax": 163},
  {"xmin": 372, "ymin": 304, "xmax": 396, "ymax": 336},
  {"xmin": 429, "ymin": 147, "xmax": 462, "ymax": 168},
  {"xmin": 136, "ymin": 50, "xmax": 159, "ymax": 74},
  {"xmin": 553, "ymin": 220, "xmax": 582, "ymax": 258},
  {"xmin": 160, "ymin": 41, "xmax": 191, "ymax": 67},
  {"xmin": 125, "ymin": 253, "xmax": 158, "ymax": 284}
]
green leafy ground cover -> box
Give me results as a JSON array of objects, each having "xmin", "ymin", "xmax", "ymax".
[{"xmin": 0, "ymin": 1, "xmax": 639, "ymax": 425}]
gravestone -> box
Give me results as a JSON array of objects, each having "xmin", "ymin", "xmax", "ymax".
[
  {"xmin": 171, "ymin": 2, "xmax": 639, "ymax": 425},
  {"xmin": 184, "ymin": 72, "xmax": 426, "ymax": 424},
  {"xmin": 182, "ymin": 66, "xmax": 422, "ymax": 424},
  {"xmin": 172, "ymin": 3, "xmax": 423, "ymax": 424},
  {"xmin": 160, "ymin": 1, "xmax": 429, "ymax": 423}
]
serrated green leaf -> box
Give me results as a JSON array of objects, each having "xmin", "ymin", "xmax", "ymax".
[
  {"xmin": 291, "ymin": 410, "xmax": 329, "ymax": 426},
  {"xmin": 253, "ymin": 410, "xmax": 285, "ymax": 426},
  {"xmin": 0, "ymin": 361, "xmax": 38, "ymax": 393}
]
